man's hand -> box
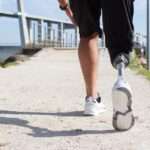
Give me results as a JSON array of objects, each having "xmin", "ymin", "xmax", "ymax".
[
  {"xmin": 58, "ymin": 0, "xmax": 68, "ymax": 7},
  {"xmin": 65, "ymin": 7, "xmax": 77, "ymax": 25},
  {"xmin": 58, "ymin": 0, "xmax": 77, "ymax": 25}
]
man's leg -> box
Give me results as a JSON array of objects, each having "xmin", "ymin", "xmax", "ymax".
[
  {"xmin": 101, "ymin": 0, "xmax": 135, "ymax": 130},
  {"xmin": 78, "ymin": 34, "xmax": 106, "ymax": 116},
  {"xmin": 70, "ymin": 0, "xmax": 102, "ymax": 97},
  {"xmin": 101, "ymin": 0, "xmax": 134, "ymax": 65},
  {"xmin": 78, "ymin": 33, "xmax": 99, "ymax": 98},
  {"xmin": 70, "ymin": 0, "xmax": 106, "ymax": 115}
]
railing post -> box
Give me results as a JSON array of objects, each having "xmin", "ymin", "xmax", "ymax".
[
  {"xmin": 75, "ymin": 27, "xmax": 79, "ymax": 48},
  {"xmin": 33, "ymin": 22, "xmax": 36, "ymax": 47},
  {"xmin": 147, "ymin": 0, "xmax": 150, "ymax": 70},
  {"xmin": 27, "ymin": 19, "xmax": 33, "ymax": 47},
  {"xmin": 58, "ymin": 22, "xmax": 64, "ymax": 47},
  {"xmin": 37, "ymin": 20, "xmax": 45, "ymax": 47},
  {"xmin": 17, "ymin": 0, "xmax": 30, "ymax": 48},
  {"xmin": 47, "ymin": 22, "xmax": 52, "ymax": 46},
  {"xmin": 44, "ymin": 25, "xmax": 47, "ymax": 47}
]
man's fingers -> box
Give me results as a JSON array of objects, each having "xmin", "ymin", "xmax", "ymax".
[
  {"xmin": 65, "ymin": 7, "xmax": 77, "ymax": 26},
  {"xmin": 65, "ymin": 7, "xmax": 73, "ymax": 18},
  {"xmin": 58, "ymin": 0, "xmax": 67, "ymax": 6},
  {"xmin": 58, "ymin": 0, "xmax": 77, "ymax": 25}
]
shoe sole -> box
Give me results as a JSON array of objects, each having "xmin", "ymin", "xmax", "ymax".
[{"xmin": 112, "ymin": 88, "xmax": 135, "ymax": 131}]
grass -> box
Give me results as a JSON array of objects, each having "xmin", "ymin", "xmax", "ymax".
[
  {"xmin": 0, "ymin": 61, "xmax": 19, "ymax": 68},
  {"xmin": 138, "ymin": 67, "xmax": 150, "ymax": 80},
  {"xmin": 129, "ymin": 54, "xmax": 150, "ymax": 81}
]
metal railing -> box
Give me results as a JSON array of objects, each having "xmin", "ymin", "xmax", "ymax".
[{"xmin": 28, "ymin": 23, "xmax": 79, "ymax": 49}]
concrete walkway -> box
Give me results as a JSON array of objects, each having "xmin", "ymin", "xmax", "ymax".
[{"xmin": 0, "ymin": 48, "xmax": 150, "ymax": 150}]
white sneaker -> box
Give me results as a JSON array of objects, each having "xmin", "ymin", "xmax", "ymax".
[
  {"xmin": 112, "ymin": 57, "xmax": 135, "ymax": 131},
  {"xmin": 112, "ymin": 79, "xmax": 135, "ymax": 131},
  {"xmin": 84, "ymin": 96, "xmax": 106, "ymax": 116}
]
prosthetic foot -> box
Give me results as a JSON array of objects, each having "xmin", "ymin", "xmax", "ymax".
[{"xmin": 112, "ymin": 54, "xmax": 135, "ymax": 131}]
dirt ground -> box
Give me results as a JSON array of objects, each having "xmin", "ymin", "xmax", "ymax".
[{"xmin": 0, "ymin": 48, "xmax": 150, "ymax": 150}]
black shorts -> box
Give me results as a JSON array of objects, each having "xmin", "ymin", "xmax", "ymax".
[
  {"xmin": 69, "ymin": 0, "xmax": 134, "ymax": 63},
  {"xmin": 69, "ymin": 0, "xmax": 103, "ymax": 38},
  {"xmin": 69, "ymin": 0, "xmax": 134, "ymax": 38}
]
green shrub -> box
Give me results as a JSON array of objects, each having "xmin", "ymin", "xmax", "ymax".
[{"xmin": 129, "ymin": 51, "xmax": 150, "ymax": 81}]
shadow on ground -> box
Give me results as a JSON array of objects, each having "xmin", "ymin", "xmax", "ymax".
[
  {"xmin": 0, "ymin": 110, "xmax": 84, "ymax": 117},
  {"xmin": 0, "ymin": 110, "xmax": 118, "ymax": 138}
]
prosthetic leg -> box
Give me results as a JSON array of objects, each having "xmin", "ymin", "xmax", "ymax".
[{"xmin": 112, "ymin": 54, "xmax": 135, "ymax": 131}]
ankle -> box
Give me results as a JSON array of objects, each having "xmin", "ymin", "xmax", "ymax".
[{"xmin": 86, "ymin": 92, "xmax": 100, "ymax": 99}]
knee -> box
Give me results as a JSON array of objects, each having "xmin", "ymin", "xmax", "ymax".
[
  {"xmin": 80, "ymin": 32, "xmax": 99, "ymax": 43},
  {"xmin": 108, "ymin": 49, "xmax": 130, "ymax": 68},
  {"xmin": 79, "ymin": 33, "xmax": 99, "ymax": 49}
]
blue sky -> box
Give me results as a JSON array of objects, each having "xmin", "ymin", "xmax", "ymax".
[{"xmin": 0, "ymin": 0, "xmax": 147, "ymax": 45}]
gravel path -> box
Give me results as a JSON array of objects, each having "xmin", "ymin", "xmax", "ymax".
[{"xmin": 0, "ymin": 48, "xmax": 150, "ymax": 150}]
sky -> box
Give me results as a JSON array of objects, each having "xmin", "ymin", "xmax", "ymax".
[{"xmin": 0, "ymin": 0, "xmax": 147, "ymax": 45}]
